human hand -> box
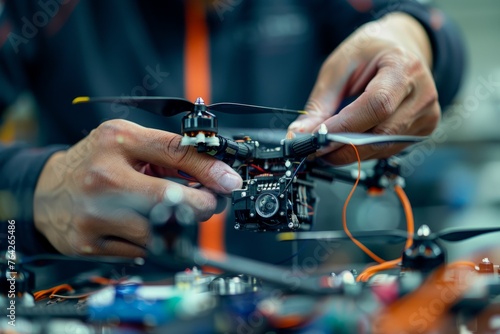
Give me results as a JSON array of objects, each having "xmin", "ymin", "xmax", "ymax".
[
  {"xmin": 289, "ymin": 12, "xmax": 440, "ymax": 165},
  {"xmin": 33, "ymin": 119, "xmax": 242, "ymax": 257}
]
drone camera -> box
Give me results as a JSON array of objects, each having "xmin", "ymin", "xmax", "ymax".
[{"xmin": 232, "ymin": 173, "xmax": 315, "ymax": 232}]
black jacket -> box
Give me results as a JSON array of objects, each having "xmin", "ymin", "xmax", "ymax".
[{"xmin": 0, "ymin": 0, "xmax": 465, "ymax": 255}]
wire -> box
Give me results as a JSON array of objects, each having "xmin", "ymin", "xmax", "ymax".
[
  {"xmin": 273, "ymin": 243, "xmax": 307, "ymax": 265},
  {"xmin": 355, "ymin": 185, "xmax": 415, "ymax": 282},
  {"xmin": 281, "ymin": 157, "xmax": 307, "ymax": 195},
  {"xmin": 33, "ymin": 284, "xmax": 74, "ymax": 301},
  {"xmin": 338, "ymin": 143, "xmax": 415, "ymax": 282},
  {"xmin": 356, "ymin": 259, "xmax": 402, "ymax": 282},
  {"xmin": 250, "ymin": 164, "xmax": 266, "ymax": 173},
  {"xmin": 342, "ymin": 144, "xmax": 387, "ymax": 264},
  {"xmin": 447, "ymin": 260, "xmax": 477, "ymax": 270},
  {"xmin": 394, "ymin": 184, "xmax": 414, "ymax": 251}
]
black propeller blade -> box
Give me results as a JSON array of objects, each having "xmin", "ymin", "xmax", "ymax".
[
  {"xmin": 277, "ymin": 230, "xmax": 409, "ymax": 244},
  {"xmin": 73, "ymin": 96, "xmax": 305, "ymax": 116},
  {"xmin": 278, "ymin": 226, "xmax": 500, "ymax": 244},
  {"xmin": 326, "ymin": 133, "xmax": 426, "ymax": 145},
  {"xmin": 73, "ymin": 96, "xmax": 195, "ymax": 117},
  {"xmin": 208, "ymin": 102, "xmax": 306, "ymax": 115},
  {"xmin": 436, "ymin": 226, "xmax": 500, "ymax": 242}
]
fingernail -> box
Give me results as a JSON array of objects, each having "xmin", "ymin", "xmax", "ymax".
[{"xmin": 219, "ymin": 173, "xmax": 242, "ymax": 192}]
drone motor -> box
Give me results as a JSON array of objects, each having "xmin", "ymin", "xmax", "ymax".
[{"xmin": 180, "ymin": 97, "xmax": 220, "ymax": 147}]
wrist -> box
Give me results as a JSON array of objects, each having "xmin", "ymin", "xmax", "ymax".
[{"xmin": 33, "ymin": 151, "xmax": 67, "ymax": 238}]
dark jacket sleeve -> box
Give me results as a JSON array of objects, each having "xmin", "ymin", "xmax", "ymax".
[
  {"xmin": 0, "ymin": 144, "xmax": 66, "ymax": 255},
  {"xmin": 0, "ymin": 3, "xmax": 64, "ymax": 255},
  {"xmin": 319, "ymin": 0, "xmax": 466, "ymax": 108}
]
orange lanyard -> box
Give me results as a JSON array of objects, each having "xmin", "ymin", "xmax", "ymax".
[{"xmin": 185, "ymin": 0, "xmax": 226, "ymax": 260}]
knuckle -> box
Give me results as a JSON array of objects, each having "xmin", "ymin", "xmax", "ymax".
[
  {"xmin": 161, "ymin": 134, "xmax": 192, "ymax": 165},
  {"xmin": 422, "ymin": 88, "xmax": 439, "ymax": 110},
  {"xmin": 305, "ymin": 98, "xmax": 327, "ymax": 115},
  {"xmin": 336, "ymin": 118, "xmax": 355, "ymax": 133},
  {"xmin": 161, "ymin": 134, "xmax": 218, "ymax": 178},
  {"xmin": 372, "ymin": 125, "xmax": 397, "ymax": 136},
  {"xmin": 128, "ymin": 223, "xmax": 150, "ymax": 245},
  {"xmin": 368, "ymin": 89, "xmax": 395, "ymax": 122},
  {"xmin": 80, "ymin": 165, "xmax": 119, "ymax": 193},
  {"xmin": 95, "ymin": 119, "xmax": 134, "ymax": 144}
]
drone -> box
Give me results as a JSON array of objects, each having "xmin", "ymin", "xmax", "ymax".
[
  {"xmin": 4, "ymin": 96, "xmax": 500, "ymax": 333},
  {"xmin": 73, "ymin": 96, "xmax": 424, "ymax": 232}
]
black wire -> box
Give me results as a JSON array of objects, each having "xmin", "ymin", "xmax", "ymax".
[
  {"xmin": 273, "ymin": 242, "xmax": 307, "ymax": 265},
  {"xmin": 280, "ymin": 157, "xmax": 307, "ymax": 195}
]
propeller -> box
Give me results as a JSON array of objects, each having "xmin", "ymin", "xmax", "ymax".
[
  {"xmin": 277, "ymin": 226, "xmax": 500, "ymax": 244},
  {"xmin": 326, "ymin": 133, "xmax": 426, "ymax": 145},
  {"xmin": 221, "ymin": 126, "xmax": 426, "ymax": 145},
  {"xmin": 72, "ymin": 96, "xmax": 306, "ymax": 116},
  {"xmin": 277, "ymin": 230, "xmax": 409, "ymax": 244}
]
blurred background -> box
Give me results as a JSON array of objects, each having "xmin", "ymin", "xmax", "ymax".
[
  {"xmin": 402, "ymin": 0, "xmax": 500, "ymax": 263},
  {"xmin": 1, "ymin": 0, "xmax": 499, "ymax": 269}
]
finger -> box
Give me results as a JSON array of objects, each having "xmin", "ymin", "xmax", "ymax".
[
  {"xmin": 214, "ymin": 195, "xmax": 229, "ymax": 214},
  {"xmin": 323, "ymin": 63, "xmax": 413, "ymax": 136},
  {"xmin": 94, "ymin": 237, "xmax": 147, "ymax": 258},
  {"xmin": 119, "ymin": 171, "xmax": 221, "ymax": 222},
  {"xmin": 288, "ymin": 55, "xmax": 357, "ymax": 133},
  {"xmin": 79, "ymin": 207, "xmax": 151, "ymax": 247},
  {"xmin": 81, "ymin": 164, "xmax": 222, "ymax": 223},
  {"xmin": 320, "ymin": 142, "xmax": 410, "ymax": 166},
  {"xmin": 95, "ymin": 120, "xmax": 242, "ymax": 194},
  {"xmin": 318, "ymin": 95, "xmax": 439, "ymax": 165}
]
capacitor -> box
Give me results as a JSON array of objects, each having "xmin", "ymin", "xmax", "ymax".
[{"xmin": 478, "ymin": 257, "xmax": 495, "ymax": 274}]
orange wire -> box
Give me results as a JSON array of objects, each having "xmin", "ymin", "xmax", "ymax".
[
  {"xmin": 340, "ymin": 144, "xmax": 415, "ymax": 282},
  {"xmin": 33, "ymin": 284, "xmax": 74, "ymax": 301},
  {"xmin": 447, "ymin": 260, "xmax": 477, "ymax": 270},
  {"xmin": 356, "ymin": 185, "xmax": 415, "ymax": 282},
  {"xmin": 342, "ymin": 144, "xmax": 386, "ymax": 264},
  {"xmin": 394, "ymin": 185, "xmax": 414, "ymax": 250}
]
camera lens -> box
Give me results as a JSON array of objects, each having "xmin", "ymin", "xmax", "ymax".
[{"xmin": 255, "ymin": 193, "xmax": 279, "ymax": 218}]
